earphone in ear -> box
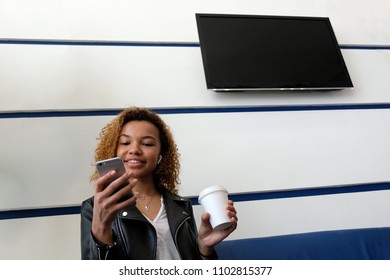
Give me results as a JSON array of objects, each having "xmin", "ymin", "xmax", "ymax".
[{"xmin": 157, "ymin": 155, "xmax": 162, "ymax": 164}]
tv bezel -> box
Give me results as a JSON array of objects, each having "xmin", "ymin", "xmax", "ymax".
[{"xmin": 195, "ymin": 13, "xmax": 354, "ymax": 92}]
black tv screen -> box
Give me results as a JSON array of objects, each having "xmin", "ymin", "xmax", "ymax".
[{"xmin": 196, "ymin": 13, "xmax": 353, "ymax": 91}]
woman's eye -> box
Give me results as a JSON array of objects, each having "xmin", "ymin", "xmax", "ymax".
[
  {"xmin": 143, "ymin": 142, "xmax": 154, "ymax": 146},
  {"xmin": 120, "ymin": 142, "xmax": 130, "ymax": 146}
]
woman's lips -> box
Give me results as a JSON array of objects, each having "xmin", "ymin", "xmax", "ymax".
[{"xmin": 124, "ymin": 159, "xmax": 145, "ymax": 167}]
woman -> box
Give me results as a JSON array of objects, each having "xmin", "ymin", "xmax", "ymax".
[{"xmin": 81, "ymin": 107, "xmax": 237, "ymax": 259}]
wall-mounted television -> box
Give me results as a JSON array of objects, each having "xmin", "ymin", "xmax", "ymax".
[{"xmin": 196, "ymin": 13, "xmax": 353, "ymax": 91}]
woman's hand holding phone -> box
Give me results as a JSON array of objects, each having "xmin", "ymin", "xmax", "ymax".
[
  {"xmin": 96, "ymin": 157, "xmax": 137, "ymax": 203},
  {"xmin": 96, "ymin": 170, "xmax": 137, "ymax": 205},
  {"xmin": 92, "ymin": 158, "xmax": 139, "ymax": 245}
]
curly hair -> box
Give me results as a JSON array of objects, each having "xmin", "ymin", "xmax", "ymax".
[{"xmin": 91, "ymin": 107, "xmax": 181, "ymax": 194}]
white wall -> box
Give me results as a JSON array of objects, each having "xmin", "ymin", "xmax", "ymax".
[{"xmin": 1, "ymin": 0, "xmax": 390, "ymax": 259}]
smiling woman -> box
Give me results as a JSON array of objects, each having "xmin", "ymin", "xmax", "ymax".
[
  {"xmin": 118, "ymin": 121, "xmax": 162, "ymax": 180},
  {"xmin": 90, "ymin": 107, "xmax": 180, "ymax": 194},
  {"xmin": 80, "ymin": 106, "xmax": 238, "ymax": 260}
]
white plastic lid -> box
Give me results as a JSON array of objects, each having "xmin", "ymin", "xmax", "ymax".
[{"xmin": 198, "ymin": 186, "xmax": 228, "ymax": 203}]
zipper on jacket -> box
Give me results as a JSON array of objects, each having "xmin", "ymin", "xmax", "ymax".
[{"xmin": 174, "ymin": 216, "xmax": 191, "ymax": 259}]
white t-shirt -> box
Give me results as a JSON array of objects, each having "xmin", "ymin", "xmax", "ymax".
[{"xmin": 143, "ymin": 196, "xmax": 181, "ymax": 260}]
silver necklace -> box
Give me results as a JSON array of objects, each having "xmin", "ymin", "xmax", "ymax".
[
  {"xmin": 138, "ymin": 194, "xmax": 153, "ymax": 200},
  {"xmin": 139, "ymin": 193, "xmax": 156, "ymax": 211}
]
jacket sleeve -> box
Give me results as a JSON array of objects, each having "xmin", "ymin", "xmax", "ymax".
[
  {"xmin": 80, "ymin": 198, "xmax": 120, "ymax": 260},
  {"xmin": 80, "ymin": 198, "xmax": 98, "ymax": 259},
  {"xmin": 188, "ymin": 201, "xmax": 218, "ymax": 260},
  {"xmin": 187, "ymin": 198, "xmax": 218, "ymax": 260}
]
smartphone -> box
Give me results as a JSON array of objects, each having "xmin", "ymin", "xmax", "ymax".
[
  {"xmin": 96, "ymin": 157, "xmax": 126, "ymax": 179},
  {"xmin": 96, "ymin": 157, "xmax": 133, "ymax": 200}
]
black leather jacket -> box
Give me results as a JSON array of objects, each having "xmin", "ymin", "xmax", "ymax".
[{"xmin": 80, "ymin": 188, "xmax": 216, "ymax": 260}]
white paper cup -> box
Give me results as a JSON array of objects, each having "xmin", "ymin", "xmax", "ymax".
[{"xmin": 198, "ymin": 186, "xmax": 232, "ymax": 230}]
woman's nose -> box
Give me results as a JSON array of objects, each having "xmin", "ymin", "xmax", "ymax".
[{"xmin": 128, "ymin": 143, "xmax": 142, "ymax": 154}]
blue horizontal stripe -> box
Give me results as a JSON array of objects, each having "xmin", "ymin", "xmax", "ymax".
[
  {"xmin": 0, "ymin": 39, "xmax": 199, "ymax": 47},
  {"xmin": 204, "ymin": 181, "xmax": 390, "ymax": 204},
  {"xmin": 0, "ymin": 206, "xmax": 81, "ymax": 220},
  {"xmin": 1, "ymin": 182, "xmax": 389, "ymax": 220},
  {"xmin": 340, "ymin": 45, "xmax": 390, "ymax": 50},
  {"xmin": 1, "ymin": 39, "xmax": 390, "ymax": 50},
  {"xmin": 1, "ymin": 103, "xmax": 390, "ymax": 119}
]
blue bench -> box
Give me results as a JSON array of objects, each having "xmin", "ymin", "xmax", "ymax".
[{"xmin": 215, "ymin": 227, "xmax": 390, "ymax": 259}]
